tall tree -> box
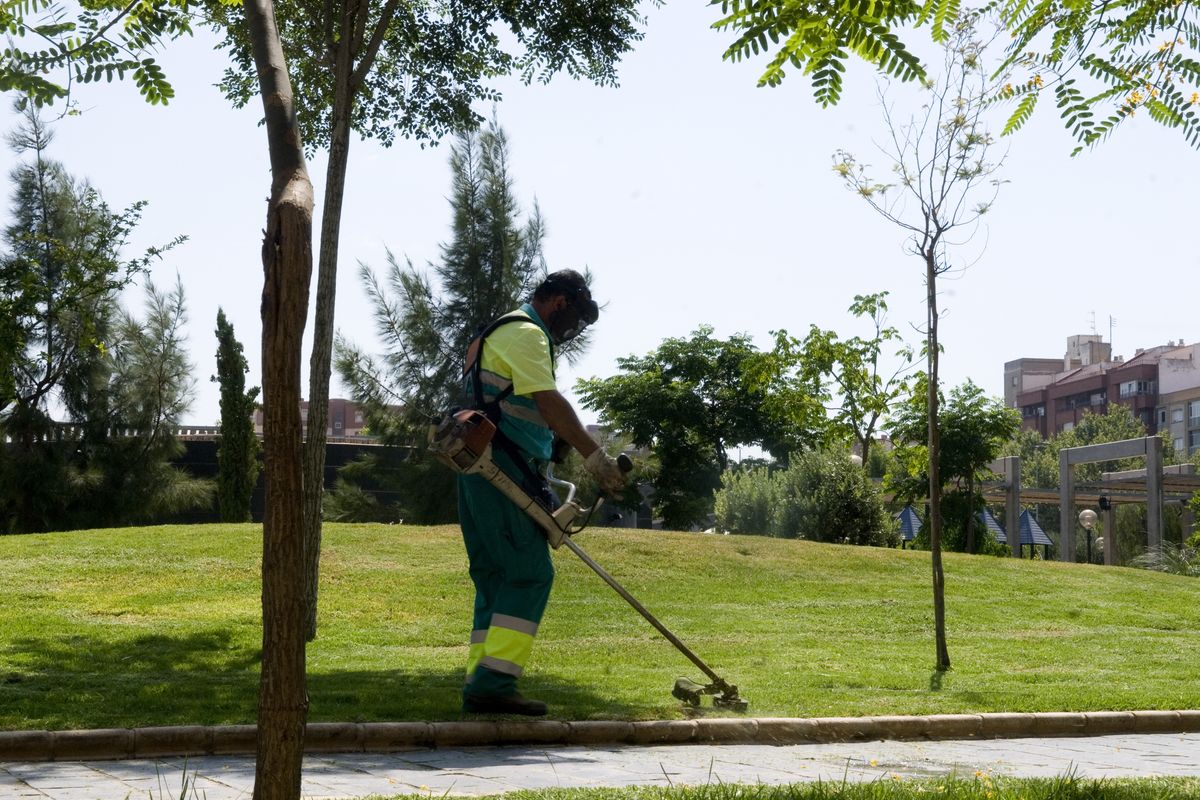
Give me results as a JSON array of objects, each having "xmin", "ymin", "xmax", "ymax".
[
  {"xmin": 831, "ymin": 18, "xmax": 1005, "ymax": 672},
  {"xmin": 789, "ymin": 291, "xmax": 914, "ymax": 470},
  {"xmin": 240, "ymin": 0, "xmax": 314, "ymax": 795},
  {"xmin": 577, "ymin": 326, "xmax": 821, "ymax": 530},
  {"xmin": 3, "ymin": 2, "xmax": 317, "ymax": 794},
  {"xmin": 0, "ymin": 102, "xmax": 182, "ymax": 533},
  {"xmin": 334, "ymin": 119, "xmax": 554, "ymax": 524},
  {"xmin": 0, "ymin": 101, "xmax": 164, "ymax": 420},
  {"xmin": 338, "ymin": 119, "xmax": 549, "ymax": 435},
  {"xmin": 207, "ymin": 0, "xmax": 652, "ymax": 642},
  {"xmin": 214, "ymin": 308, "xmax": 261, "ymax": 523}
]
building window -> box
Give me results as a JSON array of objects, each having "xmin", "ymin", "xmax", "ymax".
[
  {"xmin": 1160, "ymin": 409, "xmax": 1168, "ymax": 425},
  {"xmin": 1175, "ymin": 437, "xmax": 1185, "ymax": 452},
  {"xmin": 1062, "ymin": 421, "xmax": 1075, "ymax": 432},
  {"xmin": 1011, "ymin": 376, "xmax": 1018, "ymax": 387},
  {"xmin": 1190, "ymin": 400, "xmax": 1200, "ymax": 427},
  {"xmin": 1174, "ymin": 408, "xmax": 1185, "ymax": 424},
  {"xmin": 1190, "ymin": 430, "xmax": 1200, "ymax": 451},
  {"xmin": 1119, "ymin": 380, "xmax": 1156, "ymax": 397},
  {"xmin": 355, "ymin": 412, "xmax": 364, "ymax": 423}
]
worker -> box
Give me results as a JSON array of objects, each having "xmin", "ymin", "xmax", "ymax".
[{"xmin": 459, "ymin": 270, "xmax": 627, "ymax": 716}]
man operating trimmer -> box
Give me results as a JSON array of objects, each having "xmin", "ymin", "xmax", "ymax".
[{"xmin": 458, "ymin": 270, "xmax": 627, "ymax": 716}]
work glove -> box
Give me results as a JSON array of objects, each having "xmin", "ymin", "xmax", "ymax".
[{"xmin": 584, "ymin": 448, "xmax": 627, "ymax": 494}]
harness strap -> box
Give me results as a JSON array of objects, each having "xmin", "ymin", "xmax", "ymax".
[{"xmin": 465, "ymin": 312, "xmax": 554, "ymax": 499}]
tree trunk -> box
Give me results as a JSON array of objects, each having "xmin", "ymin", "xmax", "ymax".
[
  {"xmin": 301, "ymin": 28, "xmax": 356, "ymax": 642},
  {"xmin": 927, "ymin": 253, "xmax": 950, "ymax": 672},
  {"xmin": 244, "ymin": 0, "xmax": 314, "ymax": 797}
]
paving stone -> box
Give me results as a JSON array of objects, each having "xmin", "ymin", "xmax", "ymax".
[{"xmin": 5, "ymin": 732, "xmax": 1200, "ymax": 798}]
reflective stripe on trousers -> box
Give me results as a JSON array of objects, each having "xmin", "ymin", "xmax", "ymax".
[{"xmin": 458, "ymin": 450, "xmax": 554, "ymax": 699}]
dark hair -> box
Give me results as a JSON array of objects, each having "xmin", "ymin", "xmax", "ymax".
[{"xmin": 533, "ymin": 269, "xmax": 589, "ymax": 303}]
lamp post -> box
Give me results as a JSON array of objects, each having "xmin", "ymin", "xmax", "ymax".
[{"xmin": 1079, "ymin": 508, "xmax": 1098, "ymax": 563}]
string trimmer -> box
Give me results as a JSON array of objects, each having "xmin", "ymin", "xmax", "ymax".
[{"xmin": 429, "ymin": 409, "xmax": 748, "ymax": 712}]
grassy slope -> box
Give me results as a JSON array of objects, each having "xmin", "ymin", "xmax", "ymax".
[{"xmin": 0, "ymin": 523, "xmax": 1198, "ymax": 730}]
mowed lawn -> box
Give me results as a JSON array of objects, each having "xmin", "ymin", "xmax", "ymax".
[{"xmin": 1, "ymin": 523, "xmax": 1198, "ymax": 730}]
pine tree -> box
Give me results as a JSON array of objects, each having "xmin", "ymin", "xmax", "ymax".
[
  {"xmin": 0, "ymin": 101, "xmax": 175, "ymax": 532},
  {"xmin": 334, "ymin": 117, "xmax": 571, "ymax": 522},
  {"xmin": 63, "ymin": 278, "xmax": 213, "ymax": 528},
  {"xmin": 338, "ymin": 117, "xmax": 549, "ymax": 439},
  {"xmin": 214, "ymin": 308, "xmax": 261, "ymax": 523}
]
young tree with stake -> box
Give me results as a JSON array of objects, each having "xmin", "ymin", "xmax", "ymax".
[{"xmin": 831, "ymin": 17, "xmax": 1006, "ymax": 672}]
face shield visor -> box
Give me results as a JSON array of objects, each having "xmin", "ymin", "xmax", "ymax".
[{"xmin": 551, "ymin": 288, "xmax": 599, "ymax": 344}]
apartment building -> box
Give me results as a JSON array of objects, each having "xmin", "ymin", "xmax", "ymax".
[
  {"xmin": 1010, "ymin": 336, "xmax": 1200, "ymax": 449},
  {"xmin": 253, "ymin": 398, "xmax": 374, "ymax": 439},
  {"xmin": 1155, "ymin": 344, "xmax": 1200, "ymax": 457}
]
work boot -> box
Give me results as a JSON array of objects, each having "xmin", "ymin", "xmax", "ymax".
[{"xmin": 462, "ymin": 692, "xmax": 548, "ymax": 716}]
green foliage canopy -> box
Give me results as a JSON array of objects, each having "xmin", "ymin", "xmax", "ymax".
[
  {"xmin": 0, "ymin": 0, "xmax": 192, "ymax": 107},
  {"xmin": 888, "ymin": 378, "xmax": 1019, "ymax": 552},
  {"xmin": 577, "ymin": 326, "xmax": 823, "ymax": 530},
  {"xmin": 1003, "ymin": 403, "xmax": 1174, "ymax": 488},
  {"xmin": 711, "ymin": 0, "xmax": 1200, "ymax": 151},
  {"xmin": 782, "ymin": 291, "xmax": 914, "ymax": 468},
  {"xmin": 0, "ymin": 107, "xmax": 204, "ymax": 532},
  {"xmin": 0, "ymin": 102, "xmax": 172, "ymax": 420},
  {"xmin": 889, "ymin": 378, "xmax": 1020, "ymax": 497},
  {"xmin": 207, "ymin": 0, "xmax": 654, "ymax": 150}
]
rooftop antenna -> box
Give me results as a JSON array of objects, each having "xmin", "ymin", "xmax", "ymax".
[
  {"xmin": 1089, "ymin": 310, "xmax": 1097, "ymax": 336},
  {"xmin": 1109, "ymin": 315, "xmax": 1116, "ymax": 351}
]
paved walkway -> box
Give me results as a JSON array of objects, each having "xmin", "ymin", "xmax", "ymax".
[{"xmin": 3, "ymin": 733, "xmax": 1199, "ymax": 799}]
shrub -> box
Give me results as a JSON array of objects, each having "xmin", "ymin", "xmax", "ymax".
[
  {"xmin": 714, "ymin": 467, "xmax": 777, "ymax": 535},
  {"xmin": 771, "ymin": 450, "xmax": 897, "ymax": 546}
]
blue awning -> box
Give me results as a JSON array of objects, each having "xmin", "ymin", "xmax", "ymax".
[
  {"xmin": 1019, "ymin": 509, "xmax": 1054, "ymax": 546},
  {"xmin": 896, "ymin": 505, "xmax": 922, "ymax": 541},
  {"xmin": 977, "ymin": 508, "xmax": 1007, "ymax": 543}
]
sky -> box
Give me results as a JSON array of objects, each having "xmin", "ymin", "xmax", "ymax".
[{"xmin": 3, "ymin": 3, "xmax": 1198, "ymax": 427}]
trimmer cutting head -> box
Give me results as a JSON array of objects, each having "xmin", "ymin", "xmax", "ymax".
[{"xmin": 673, "ymin": 677, "xmax": 749, "ymax": 713}]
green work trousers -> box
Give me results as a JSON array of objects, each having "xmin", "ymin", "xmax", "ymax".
[{"xmin": 458, "ymin": 448, "xmax": 554, "ymax": 700}]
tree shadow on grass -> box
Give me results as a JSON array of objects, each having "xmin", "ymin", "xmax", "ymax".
[
  {"xmin": 0, "ymin": 630, "xmax": 642, "ymax": 730},
  {"xmin": 1, "ymin": 630, "xmax": 260, "ymax": 729}
]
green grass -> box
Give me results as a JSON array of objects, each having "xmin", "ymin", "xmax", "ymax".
[
  {"xmin": 377, "ymin": 778, "xmax": 1200, "ymax": 800},
  {"xmin": 2, "ymin": 523, "xmax": 1200, "ymax": 730}
]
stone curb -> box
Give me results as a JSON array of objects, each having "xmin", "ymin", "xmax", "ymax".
[{"xmin": 0, "ymin": 711, "xmax": 1196, "ymax": 763}]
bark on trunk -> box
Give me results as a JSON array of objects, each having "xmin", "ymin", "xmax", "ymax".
[
  {"xmin": 926, "ymin": 255, "xmax": 950, "ymax": 672},
  {"xmin": 244, "ymin": 1, "xmax": 314, "ymax": 797},
  {"xmin": 302, "ymin": 2, "xmax": 357, "ymax": 643}
]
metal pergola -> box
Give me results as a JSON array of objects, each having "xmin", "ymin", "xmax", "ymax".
[{"xmin": 980, "ymin": 438, "xmax": 1198, "ymax": 565}]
